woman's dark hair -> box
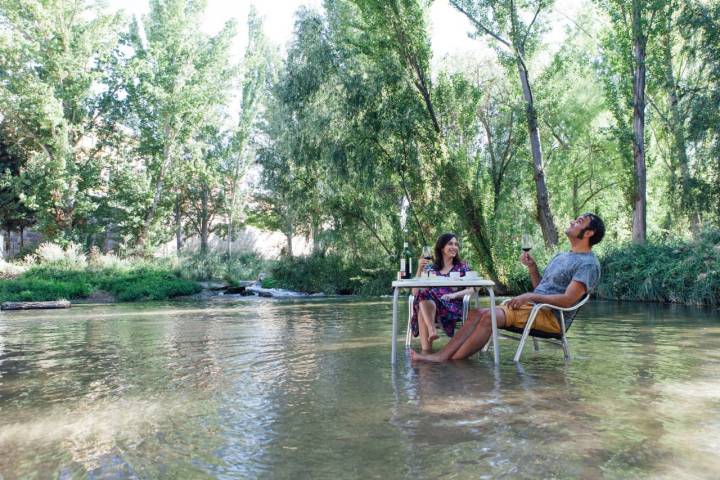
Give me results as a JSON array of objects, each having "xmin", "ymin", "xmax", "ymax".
[{"xmin": 433, "ymin": 233, "xmax": 461, "ymax": 271}]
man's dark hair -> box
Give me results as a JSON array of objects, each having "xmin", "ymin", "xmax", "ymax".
[{"xmin": 581, "ymin": 213, "xmax": 605, "ymax": 246}]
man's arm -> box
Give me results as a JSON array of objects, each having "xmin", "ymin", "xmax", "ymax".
[
  {"xmin": 520, "ymin": 252, "xmax": 541, "ymax": 289},
  {"xmin": 506, "ymin": 280, "xmax": 587, "ymax": 309}
]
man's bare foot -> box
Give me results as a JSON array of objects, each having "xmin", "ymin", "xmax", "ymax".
[{"xmin": 409, "ymin": 349, "xmax": 445, "ymax": 363}]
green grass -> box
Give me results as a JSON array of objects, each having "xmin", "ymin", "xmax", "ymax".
[{"xmin": 0, "ymin": 263, "xmax": 201, "ymax": 303}]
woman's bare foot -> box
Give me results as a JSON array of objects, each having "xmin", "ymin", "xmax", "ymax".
[
  {"xmin": 409, "ymin": 349, "xmax": 445, "ymax": 363},
  {"xmin": 427, "ymin": 324, "xmax": 439, "ymax": 343}
]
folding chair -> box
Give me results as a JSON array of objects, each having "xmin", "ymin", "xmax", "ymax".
[
  {"xmin": 500, "ymin": 294, "xmax": 590, "ymax": 362},
  {"xmin": 405, "ymin": 292, "xmax": 476, "ymax": 347}
]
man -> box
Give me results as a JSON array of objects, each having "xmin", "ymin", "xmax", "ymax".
[{"xmin": 411, "ymin": 213, "xmax": 605, "ymax": 362}]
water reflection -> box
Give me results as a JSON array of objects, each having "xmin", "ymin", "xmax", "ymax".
[{"xmin": 0, "ymin": 299, "xmax": 719, "ymax": 478}]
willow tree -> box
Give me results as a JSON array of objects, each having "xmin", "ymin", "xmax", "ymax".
[
  {"xmin": 450, "ymin": 0, "xmax": 559, "ymax": 247},
  {"xmin": 345, "ymin": 0, "xmax": 502, "ymax": 281}
]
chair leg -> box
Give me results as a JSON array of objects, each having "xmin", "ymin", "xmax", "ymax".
[
  {"xmin": 514, "ymin": 308, "xmax": 540, "ymax": 362},
  {"xmin": 532, "ymin": 336, "xmax": 540, "ymax": 352},
  {"xmin": 462, "ymin": 294, "xmax": 470, "ymax": 322},
  {"xmin": 561, "ymin": 333, "xmax": 571, "ymax": 360}
]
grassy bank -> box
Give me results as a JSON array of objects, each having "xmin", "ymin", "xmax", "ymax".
[
  {"xmin": 596, "ymin": 229, "xmax": 720, "ymax": 306},
  {"xmin": 0, "ymin": 262, "xmax": 200, "ymax": 303},
  {"xmin": 0, "ymin": 244, "xmax": 200, "ymax": 303},
  {"xmin": 3, "ymin": 232, "xmax": 718, "ymax": 305}
]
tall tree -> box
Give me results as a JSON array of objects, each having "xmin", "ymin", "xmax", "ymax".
[
  {"xmin": 225, "ymin": 7, "xmax": 272, "ymax": 254},
  {"xmin": 121, "ymin": 0, "xmax": 237, "ymax": 250},
  {"xmin": 597, "ymin": 0, "xmax": 666, "ymax": 244},
  {"xmin": 0, "ymin": 0, "xmax": 122, "ymax": 239},
  {"xmin": 450, "ymin": 0, "xmax": 560, "ymax": 247}
]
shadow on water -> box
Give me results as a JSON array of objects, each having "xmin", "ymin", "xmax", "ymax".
[{"xmin": 0, "ymin": 298, "xmax": 719, "ymax": 478}]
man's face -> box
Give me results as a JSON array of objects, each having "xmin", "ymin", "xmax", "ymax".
[{"xmin": 565, "ymin": 215, "xmax": 592, "ymax": 239}]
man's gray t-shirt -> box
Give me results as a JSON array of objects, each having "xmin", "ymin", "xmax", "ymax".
[{"xmin": 533, "ymin": 251, "xmax": 600, "ymax": 325}]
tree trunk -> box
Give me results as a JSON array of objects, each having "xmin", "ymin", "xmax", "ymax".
[
  {"xmin": 284, "ymin": 226, "xmax": 293, "ymax": 257},
  {"xmin": 517, "ymin": 61, "xmax": 559, "ymax": 247},
  {"xmin": 227, "ymin": 214, "xmax": 233, "ymax": 256},
  {"xmin": 631, "ymin": 0, "xmax": 647, "ymax": 244},
  {"xmin": 175, "ymin": 194, "xmax": 183, "ymax": 254},
  {"xmin": 663, "ymin": 34, "xmax": 697, "ymax": 227},
  {"xmin": 200, "ymin": 187, "xmax": 209, "ymax": 254}
]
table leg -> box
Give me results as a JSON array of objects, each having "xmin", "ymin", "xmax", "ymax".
[
  {"xmin": 391, "ymin": 287, "xmax": 399, "ymax": 364},
  {"xmin": 487, "ymin": 287, "xmax": 499, "ymax": 364}
]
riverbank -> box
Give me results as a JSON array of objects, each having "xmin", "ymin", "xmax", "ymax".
[{"xmin": 1, "ymin": 232, "xmax": 718, "ymax": 306}]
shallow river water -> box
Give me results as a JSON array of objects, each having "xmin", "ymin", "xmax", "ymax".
[{"xmin": 1, "ymin": 297, "xmax": 719, "ymax": 479}]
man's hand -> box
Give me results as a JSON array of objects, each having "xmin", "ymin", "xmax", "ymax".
[
  {"xmin": 506, "ymin": 293, "xmax": 535, "ymax": 309},
  {"xmin": 520, "ymin": 251, "xmax": 536, "ymax": 270}
]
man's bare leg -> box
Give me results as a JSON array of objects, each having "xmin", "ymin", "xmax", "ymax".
[
  {"xmin": 419, "ymin": 301, "xmax": 438, "ymax": 346},
  {"xmin": 450, "ymin": 308, "xmax": 507, "ymax": 360},
  {"xmin": 410, "ymin": 308, "xmax": 488, "ymax": 362}
]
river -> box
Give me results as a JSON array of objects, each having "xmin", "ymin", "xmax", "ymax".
[{"xmin": 1, "ymin": 298, "xmax": 719, "ymax": 478}]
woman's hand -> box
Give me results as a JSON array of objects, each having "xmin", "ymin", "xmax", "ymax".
[
  {"xmin": 416, "ymin": 257, "xmax": 430, "ymax": 276},
  {"xmin": 440, "ymin": 293, "xmax": 456, "ymax": 301}
]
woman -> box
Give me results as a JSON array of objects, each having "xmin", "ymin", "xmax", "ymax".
[{"xmin": 411, "ymin": 233, "xmax": 474, "ymax": 353}]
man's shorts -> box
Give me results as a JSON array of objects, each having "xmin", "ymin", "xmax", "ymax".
[{"xmin": 498, "ymin": 303, "xmax": 561, "ymax": 334}]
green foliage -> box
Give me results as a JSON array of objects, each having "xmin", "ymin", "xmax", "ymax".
[
  {"xmin": 268, "ymin": 253, "xmax": 395, "ymax": 296},
  {"xmin": 177, "ymin": 251, "xmax": 271, "ymax": 283},
  {"xmin": 597, "ymin": 229, "xmax": 720, "ymax": 306},
  {"xmin": 0, "ymin": 262, "xmax": 200, "ymax": 303}
]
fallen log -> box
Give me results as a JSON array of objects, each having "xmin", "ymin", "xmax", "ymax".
[{"xmin": 1, "ymin": 300, "xmax": 71, "ymax": 310}]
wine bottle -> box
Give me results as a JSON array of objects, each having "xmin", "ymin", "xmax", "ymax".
[{"xmin": 402, "ymin": 242, "xmax": 412, "ymax": 278}]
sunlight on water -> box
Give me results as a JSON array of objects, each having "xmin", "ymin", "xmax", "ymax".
[{"xmin": 1, "ymin": 298, "xmax": 719, "ymax": 478}]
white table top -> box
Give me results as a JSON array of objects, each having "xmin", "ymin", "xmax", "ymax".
[{"xmin": 391, "ymin": 277, "xmax": 495, "ymax": 288}]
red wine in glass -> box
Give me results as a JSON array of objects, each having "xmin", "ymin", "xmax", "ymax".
[
  {"xmin": 421, "ymin": 246, "xmax": 433, "ymax": 277},
  {"xmin": 521, "ymin": 234, "xmax": 531, "ymax": 253}
]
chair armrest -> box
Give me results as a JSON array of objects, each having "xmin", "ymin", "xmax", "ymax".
[{"xmin": 501, "ymin": 294, "xmax": 590, "ymax": 312}]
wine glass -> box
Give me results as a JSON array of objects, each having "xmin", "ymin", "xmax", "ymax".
[
  {"xmin": 421, "ymin": 245, "xmax": 433, "ymax": 277},
  {"xmin": 521, "ymin": 233, "xmax": 532, "ymax": 253}
]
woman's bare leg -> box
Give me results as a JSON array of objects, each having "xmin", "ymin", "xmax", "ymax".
[
  {"xmin": 418, "ymin": 300, "xmax": 438, "ymax": 347},
  {"xmin": 417, "ymin": 309, "xmax": 432, "ymax": 353}
]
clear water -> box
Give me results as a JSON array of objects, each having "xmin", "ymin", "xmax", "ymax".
[{"xmin": 1, "ymin": 298, "xmax": 719, "ymax": 479}]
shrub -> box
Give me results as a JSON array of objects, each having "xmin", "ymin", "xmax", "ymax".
[
  {"xmin": 596, "ymin": 229, "xmax": 720, "ymax": 306},
  {"xmin": 177, "ymin": 251, "xmax": 271, "ymax": 283},
  {"xmin": 268, "ymin": 253, "xmax": 395, "ymax": 295},
  {"xmin": 0, "ymin": 261, "xmax": 201, "ymax": 303}
]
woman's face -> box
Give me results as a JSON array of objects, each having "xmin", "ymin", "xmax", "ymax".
[{"xmin": 442, "ymin": 237, "xmax": 459, "ymax": 258}]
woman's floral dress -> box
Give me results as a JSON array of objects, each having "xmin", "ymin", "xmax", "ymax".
[{"xmin": 411, "ymin": 262, "xmax": 470, "ymax": 338}]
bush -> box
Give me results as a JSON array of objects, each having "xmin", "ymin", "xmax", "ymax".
[
  {"xmin": 596, "ymin": 229, "xmax": 720, "ymax": 306},
  {"xmin": 177, "ymin": 251, "xmax": 270, "ymax": 283},
  {"xmin": 268, "ymin": 253, "xmax": 395, "ymax": 295},
  {"xmin": 0, "ymin": 276, "xmax": 92, "ymax": 302},
  {"xmin": 0, "ymin": 261, "xmax": 201, "ymax": 303}
]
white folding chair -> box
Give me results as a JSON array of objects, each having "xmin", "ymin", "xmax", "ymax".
[
  {"xmin": 405, "ymin": 292, "xmax": 476, "ymax": 346},
  {"xmin": 500, "ymin": 294, "xmax": 590, "ymax": 362}
]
